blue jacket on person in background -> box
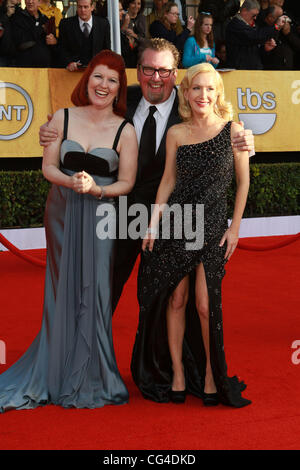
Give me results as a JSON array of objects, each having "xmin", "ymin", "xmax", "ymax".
[{"xmin": 182, "ymin": 36, "xmax": 217, "ymax": 68}]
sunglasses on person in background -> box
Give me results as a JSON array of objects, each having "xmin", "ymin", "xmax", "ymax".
[{"xmin": 139, "ymin": 66, "xmax": 175, "ymax": 78}]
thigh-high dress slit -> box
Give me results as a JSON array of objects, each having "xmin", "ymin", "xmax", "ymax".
[{"xmin": 130, "ymin": 121, "xmax": 251, "ymax": 408}]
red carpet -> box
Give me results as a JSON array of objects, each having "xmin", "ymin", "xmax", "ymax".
[{"xmin": 0, "ymin": 235, "xmax": 299, "ymax": 450}]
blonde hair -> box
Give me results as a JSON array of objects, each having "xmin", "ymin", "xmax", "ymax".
[{"xmin": 178, "ymin": 63, "xmax": 233, "ymax": 122}]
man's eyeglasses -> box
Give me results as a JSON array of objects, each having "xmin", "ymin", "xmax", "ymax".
[{"xmin": 139, "ymin": 66, "xmax": 175, "ymax": 78}]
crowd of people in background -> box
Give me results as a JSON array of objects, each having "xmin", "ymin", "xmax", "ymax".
[{"xmin": 0, "ymin": 0, "xmax": 299, "ymax": 69}]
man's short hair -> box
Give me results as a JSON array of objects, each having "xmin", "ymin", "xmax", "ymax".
[
  {"xmin": 77, "ymin": 0, "xmax": 94, "ymax": 5},
  {"xmin": 137, "ymin": 38, "xmax": 180, "ymax": 69},
  {"xmin": 266, "ymin": 5, "xmax": 282, "ymax": 18},
  {"xmin": 241, "ymin": 0, "xmax": 260, "ymax": 11}
]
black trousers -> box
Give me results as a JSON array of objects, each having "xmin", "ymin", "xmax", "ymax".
[
  {"xmin": 111, "ymin": 193, "xmax": 154, "ymax": 313},
  {"xmin": 112, "ymin": 235, "xmax": 142, "ymax": 314}
]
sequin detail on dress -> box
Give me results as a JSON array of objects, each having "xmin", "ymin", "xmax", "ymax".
[{"xmin": 131, "ymin": 121, "xmax": 251, "ymax": 408}]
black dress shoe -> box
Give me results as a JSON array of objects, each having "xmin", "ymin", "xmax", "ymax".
[
  {"xmin": 202, "ymin": 392, "xmax": 219, "ymax": 407},
  {"xmin": 169, "ymin": 389, "xmax": 186, "ymax": 404}
]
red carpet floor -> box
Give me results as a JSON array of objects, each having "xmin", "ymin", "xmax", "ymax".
[{"xmin": 0, "ymin": 235, "xmax": 299, "ymax": 450}]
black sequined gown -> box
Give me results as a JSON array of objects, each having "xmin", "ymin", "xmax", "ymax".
[{"xmin": 131, "ymin": 121, "xmax": 251, "ymax": 408}]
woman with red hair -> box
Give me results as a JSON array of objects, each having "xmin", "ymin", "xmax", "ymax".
[{"xmin": 0, "ymin": 50, "xmax": 138, "ymax": 413}]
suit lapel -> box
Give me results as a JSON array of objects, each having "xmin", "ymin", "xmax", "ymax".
[
  {"xmin": 91, "ymin": 16, "xmax": 97, "ymax": 53},
  {"xmin": 126, "ymin": 85, "xmax": 143, "ymax": 121},
  {"xmin": 75, "ymin": 16, "xmax": 83, "ymax": 48}
]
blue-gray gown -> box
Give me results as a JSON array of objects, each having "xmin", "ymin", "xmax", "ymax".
[{"xmin": 0, "ymin": 112, "xmax": 129, "ymax": 412}]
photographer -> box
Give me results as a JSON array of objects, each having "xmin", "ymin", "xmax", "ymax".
[
  {"xmin": 225, "ymin": 0, "xmax": 277, "ymax": 70},
  {"xmin": 281, "ymin": 0, "xmax": 300, "ymax": 69},
  {"xmin": 121, "ymin": 0, "xmax": 146, "ymax": 48},
  {"xmin": 11, "ymin": 0, "xmax": 57, "ymax": 67},
  {"xmin": 0, "ymin": 0, "xmax": 18, "ymax": 66},
  {"xmin": 119, "ymin": 1, "xmax": 138, "ymax": 67},
  {"xmin": 261, "ymin": 8, "xmax": 300, "ymax": 69}
]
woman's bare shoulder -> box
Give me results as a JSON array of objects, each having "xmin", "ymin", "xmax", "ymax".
[
  {"xmin": 119, "ymin": 119, "xmax": 137, "ymax": 139},
  {"xmin": 167, "ymin": 122, "xmax": 188, "ymax": 138},
  {"xmin": 169, "ymin": 122, "xmax": 187, "ymax": 132},
  {"xmin": 47, "ymin": 108, "xmax": 67, "ymax": 136}
]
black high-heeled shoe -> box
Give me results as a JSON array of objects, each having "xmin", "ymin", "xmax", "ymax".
[
  {"xmin": 169, "ymin": 389, "xmax": 186, "ymax": 404},
  {"xmin": 202, "ymin": 392, "xmax": 219, "ymax": 407}
]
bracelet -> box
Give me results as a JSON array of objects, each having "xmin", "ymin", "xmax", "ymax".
[{"xmin": 98, "ymin": 186, "xmax": 106, "ymax": 200}]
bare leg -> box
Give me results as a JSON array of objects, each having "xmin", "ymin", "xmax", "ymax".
[
  {"xmin": 166, "ymin": 275, "xmax": 189, "ymax": 391},
  {"xmin": 195, "ymin": 263, "xmax": 217, "ymax": 394}
]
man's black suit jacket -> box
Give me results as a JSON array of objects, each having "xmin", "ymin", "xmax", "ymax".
[
  {"xmin": 58, "ymin": 14, "xmax": 110, "ymax": 67},
  {"xmin": 126, "ymin": 85, "xmax": 181, "ymax": 208},
  {"xmin": 225, "ymin": 17, "xmax": 275, "ymax": 70},
  {"xmin": 111, "ymin": 85, "xmax": 181, "ymax": 311}
]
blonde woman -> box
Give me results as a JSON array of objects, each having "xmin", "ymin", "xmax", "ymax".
[{"xmin": 131, "ymin": 63, "xmax": 251, "ymax": 408}]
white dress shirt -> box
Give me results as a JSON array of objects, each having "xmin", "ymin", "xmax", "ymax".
[
  {"xmin": 78, "ymin": 16, "xmax": 93, "ymax": 35},
  {"xmin": 133, "ymin": 89, "xmax": 176, "ymax": 154}
]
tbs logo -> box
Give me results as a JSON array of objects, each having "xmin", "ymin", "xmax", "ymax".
[{"xmin": 237, "ymin": 87, "xmax": 276, "ymax": 135}]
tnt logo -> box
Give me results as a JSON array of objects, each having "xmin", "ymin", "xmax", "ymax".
[
  {"xmin": 237, "ymin": 87, "xmax": 277, "ymax": 135},
  {"xmin": 0, "ymin": 82, "xmax": 33, "ymax": 140}
]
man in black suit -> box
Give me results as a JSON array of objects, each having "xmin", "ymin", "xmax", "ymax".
[
  {"xmin": 111, "ymin": 38, "xmax": 182, "ymax": 311},
  {"xmin": 39, "ymin": 38, "xmax": 254, "ymax": 312},
  {"xmin": 225, "ymin": 0, "xmax": 277, "ymax": 69},
  {"xmin": 58, "ymin": 0, "xmax": 110, "ymax": 71},
  {"xmin": 111, "ymin": 38, "xmax": 254, "ymax": 312},
  {"xmin": 11, "ymin": 0, "xmax": 55, "ymax": 67}
]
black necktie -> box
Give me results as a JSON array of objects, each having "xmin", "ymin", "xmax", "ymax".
[
  {"xmin": 83, "ymin": 22, "xmax": 90, "ymax": 37},
  {"xmin": 138, "ymin": 106, "xmax": 157, "ymax": 181}
]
